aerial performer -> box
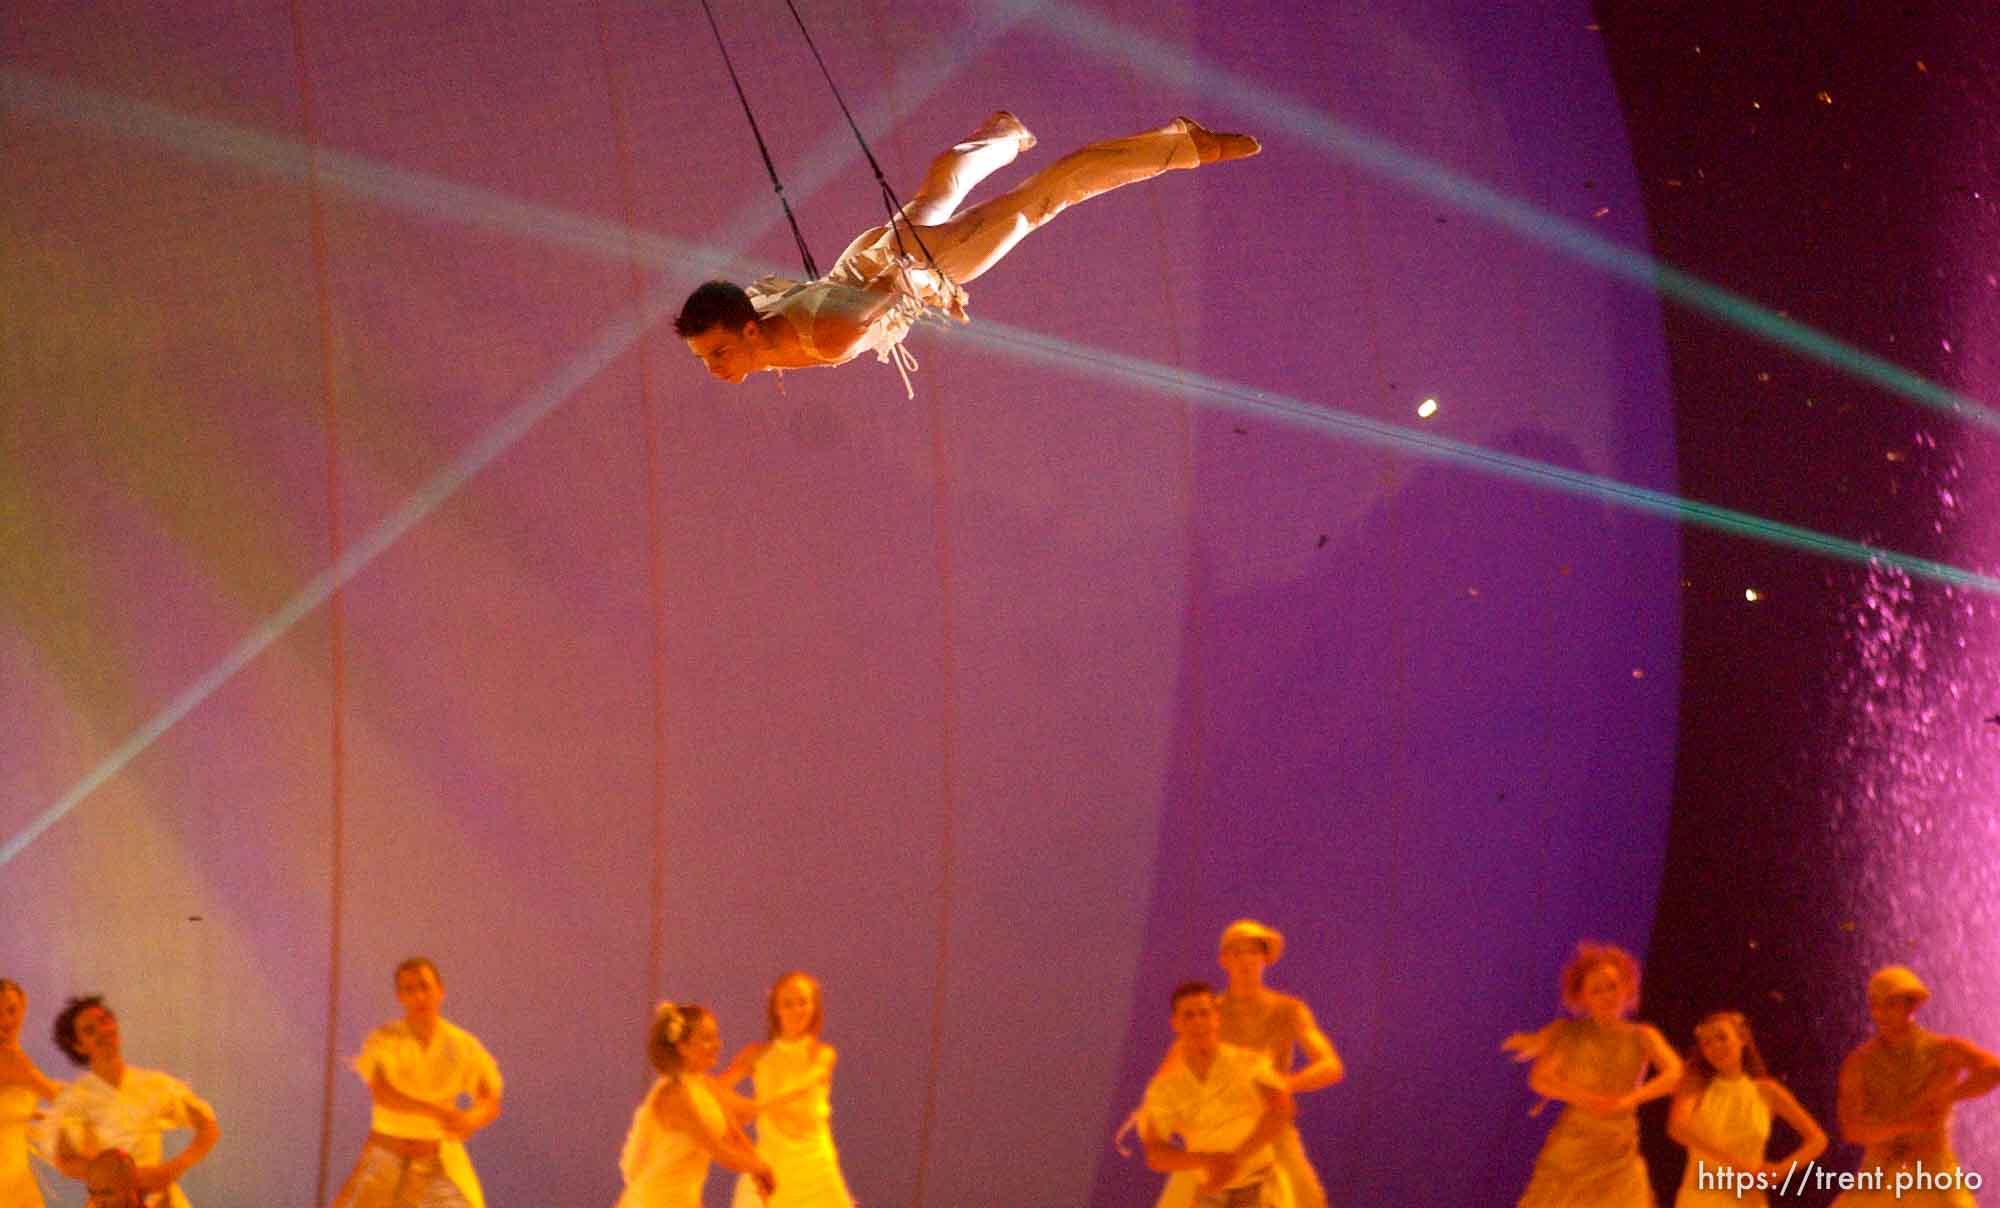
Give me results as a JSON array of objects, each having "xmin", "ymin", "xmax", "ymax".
[
  {"xmin": 715, "ymin": 972, "xmax": 857, "ymax": 1208},
  {"xmin": 1829, "ymin": 966, "xmax": 2000, "ymax": 1207},
  {"xmin": 675, "ymin": 111, "xmax": 1261, "ymax": 394},
  {"xmin": 1667, "ymin": 1010, "xmax": 1826, "ymax": 1207},
  {"xmin": 1503, "ymin": 941, "xmax": 1683, "ymax": 1207}
]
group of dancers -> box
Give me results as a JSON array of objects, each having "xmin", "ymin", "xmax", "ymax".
[
  {"xmin": 5, "ymin": 932, "xmax": 1997, "ymax": 1207},
  {"xmin": 0, "ymin": 961, "xmax": 853, "ymax": 1208},
  {"xmin": 1503, "ymin": 943, "xmax": 2000, "ymax": 1208}
]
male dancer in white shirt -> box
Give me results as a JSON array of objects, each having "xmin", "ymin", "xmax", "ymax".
[
  {"xmin": 330, "ymin": 957, "xmax": 503, "ymax": 1208},
  {"xmin": 44, "ymin": 996, "xmax": 220, "ymax": 1208},
  {"xmin": 1141, "ymin": 981, "xmax": 1295, "ymax": 1207}
]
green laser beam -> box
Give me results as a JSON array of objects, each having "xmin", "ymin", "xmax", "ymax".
[
  {"xmin": 1028, "ymin": 2, "xmax": 2000, "ymax": 436},
  {"xmin": 959, "ymin": 317, "xmax": 2000, "ymax": 595}
]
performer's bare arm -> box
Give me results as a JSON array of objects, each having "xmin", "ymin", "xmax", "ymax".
[
  {"xmin": 368, "ymin": 1070, "xmax": 472, "ymax": 1135},
  {"xmin": 1501, "ymin": 1019, "xmax": 1564, "ymax": 1063},
  {"xmin": 1288, "ymin": 1006, "xmax": 1345, "ymax": 1093},
  {"xmin": 1527, "ymin": 1043, "xmax": 1620, "ymax": 1115},
  {"xmin": 1139, "ymin": 1113, "xmax": 1230, "ymax": 1185},
  {"xmin": 1617, "ymin": 1024, "xmax": 1685, "ymax": 1110},
  {"xmin": 450, "ymin": 1071, "xmax": 502, "ymax": 1139},
  {"xmin": 131, "ymin": 1100, "xmax": 219, "ymax": 1194},
  {"xmin": 787, "ymin": 286, "xmax": 903, "ymax": 364},
  {"xmin": 1934, "ymin": 1037, "xmax": 2000, "ymax": 1104},
  {"xmin": 1757, "ymin": 1079, "xmax": 1828, "ymax": 1177},
  {"xmin": 658, "ymin": 1081, "xmax": 775, "ymax": 1196}
]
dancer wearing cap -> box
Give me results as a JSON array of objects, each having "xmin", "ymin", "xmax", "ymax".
[
  {"xmin": 1830, "ymin": 966, "xmax": 2000, "ymax": 1206},
  {"xmin": 1209, "ymin": 921, "xmax": 1343, "ymax": 1208},
  {"xmin": 1121, "ymin": 920, "xmax": 1343, "ymax": 1207}
]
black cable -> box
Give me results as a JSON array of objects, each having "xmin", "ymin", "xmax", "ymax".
[
  {"xmin": 698, "ymin": 0, "xmax": 819, "ymax": 278},
  {"xmin": 780, "ymin": 0, "xmax": 942, "ymax": 273}
]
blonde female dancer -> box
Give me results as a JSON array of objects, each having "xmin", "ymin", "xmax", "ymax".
[
  {"xmin": 0, "ymin": 980, "xmax": 62, "ymax": 1208},
  {"xmin": 719, "ymin": 973, "xmax": 856, "ymax": 1208},
  {"xmin": 1504, "ymin": 942, "xmax": 1683, "ymax": 1207},
  {"xmin": 1669, "ymin": 1011, "xmax": 1825, "ymax": 1206},
  {"xmin": 616, "ymin": 1002, "xmax": 774, "ymax": 1208}
]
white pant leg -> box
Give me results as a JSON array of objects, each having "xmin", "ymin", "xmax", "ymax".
[
  {"xmin": 916, "ymin": 120, "xmax": 1199, "ymax": 286},
  {"xmin": 901, "ymin": 113, "xmax": 1032, "ymax": 225},
  {"xmin": 1274, "ymin": 1127, "xmax": 1326, "ymax": 1208}
]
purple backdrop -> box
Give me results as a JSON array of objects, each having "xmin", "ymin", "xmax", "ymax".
[{"xmin": 0, "ymin": 1, "xmax": 1676, "ymax": 1203}]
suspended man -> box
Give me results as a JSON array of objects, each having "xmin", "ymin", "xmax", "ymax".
[{"xmin": 676, "ymin": 112, "xmax": 1260, "ymax": 393}]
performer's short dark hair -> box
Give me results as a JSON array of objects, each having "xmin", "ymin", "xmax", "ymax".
[
  {"xmin": 1170, "ymin": 981, "xmax": 1216, "ymax": 1012},
  {"xmin": 394, "ymin": 956, "xmax": 441, "ymax": 987},
  {"xmin": 674, "ymin": 281, "xmax": 759, "ymax": 337},
  {"xmin": 53, "ymin": 994, "xmax": 107, "ymax": 1066}
]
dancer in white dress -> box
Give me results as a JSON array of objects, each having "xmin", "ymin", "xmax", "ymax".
[
  {"xmin": 719, "ymin": 973, "xmax": 857, "ymax": 1208},
  {"xmin": 1668, "ymin": 1011, "xmax": 1825, "ymax": 1207},
  {"xmin": 0, "ymin": 980, "xmax": 63, "ymax": 1208},
  {"xmin": 616, "ymin": 1002, "xmax": 773, "ymax": 1208}
]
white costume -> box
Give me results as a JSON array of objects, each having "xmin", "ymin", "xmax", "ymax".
[
  {"xmin": 41, "ymin": 1067, "xmax": 213, "ymax": 1208},
  {"xmin": 616, "ymin": 1075, "xmax": 728, "ymax": 1208},
  {"xmin": 1675, "ymin": 1075, "xmax": 1773, "ymax": 1207},
  {"xmin": 331, "ymin": 1017, "xmax": 502, "ymax": 1208},
  {"xmin": 1142, "ymin": 1044, "xmax": 1294, "ymax": 1208},
  {"xmin": 748, "ymin": 114, "xmax": 1205, "ymax": 395},
  {"xmin": 730, "ymin": 1038, "xmax": 856, "ymax": 1208}
]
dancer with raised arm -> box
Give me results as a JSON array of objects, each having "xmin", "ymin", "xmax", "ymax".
[
  {"xmin": 330, "ymin": 957, "xmax": 503, "ymax": 1208},
  {"xmin": 717, "ymin": 973, "xmax": 856, "ymax": 1208},
  {"xmin": 676, "ymin": 111, "xmax": 1259, "ymax": 394},
  {"xmin": 1504, "ymin": 941, "xmax": 1682, "ymax": 1207},
  {"xmin": 1830, "ymin": 966, "xmax": 2000, "ymax": 1206},
  {"xmin": 1668, "ymin": 1011, "xmax": 1826, "ymax": 1206},
  {"xmin": 617, "ymin": 1001, "xmax": 774, "ymax": 1208},
  {"xmin": 0, "ymin": 979, "xmax": 63, "ymax": 1208}
]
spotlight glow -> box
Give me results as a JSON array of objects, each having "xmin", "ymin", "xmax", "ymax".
[{"xmin": 1417, "ymin": 398, "xmax": 1439, "ymax": 418}]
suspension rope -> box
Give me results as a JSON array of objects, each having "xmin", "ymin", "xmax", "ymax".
[
  {"xmin": 779, "ymin": 0, "xmax": 942, "ymax": 273},
  {"xmin": 697, "ymin": 0, "xmax": 819, "ymax": 278}
]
